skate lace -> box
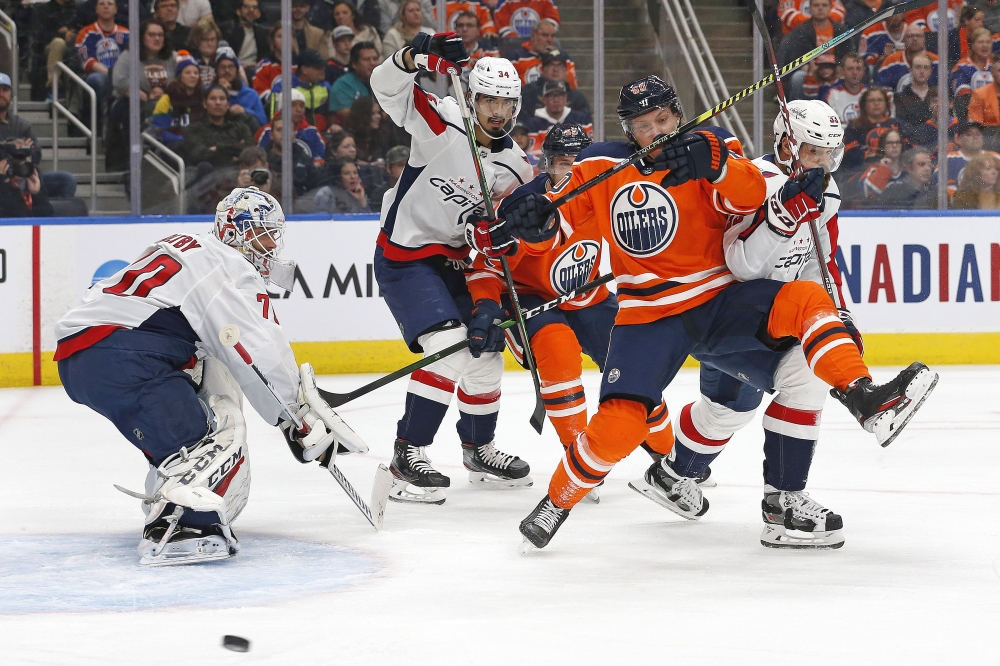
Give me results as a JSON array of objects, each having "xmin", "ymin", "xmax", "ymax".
[
  {"xmin": 535, "ymin": 500, "xmax": 564, "ymax": 532},
  {"xmin": 477, "ymin": 443, "xmax": 516, "ymax": 470},
  {"xmin": 673, "ymin": 477, "xmax": 703, "ymax": 511},
  {"xmin": 405, "ymin": 446, "xmax": 439, "ymax": 474},
  {"xmin": 783, "ymin": 491, "xmax": 830, "ymax": 521}
]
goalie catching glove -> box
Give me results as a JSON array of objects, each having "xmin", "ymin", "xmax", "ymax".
[
  {"xmin": 409, "ymin": 32, "xmax": 469, "ymax": 75},
  {"xmin": 281, "ymin": 362, "xmax": 370, "ymax": 464},
  {"xmin": 767, "ymin": 167, "xmax": 824, "ymax": 237}
]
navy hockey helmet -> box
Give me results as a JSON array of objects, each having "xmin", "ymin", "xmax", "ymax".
[
  {"xmin": 541, "ymin": 123, "xmax": 592, "ymax": 171},
  {"xmin": 616, "ymin": 75, "xmax": 683, "ymax": 142}
]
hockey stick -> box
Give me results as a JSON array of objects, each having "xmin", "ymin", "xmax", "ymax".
[
  {"xmin": 316, "ymin": 272, "xmax": 614, "ymax": 409},
  {"xmin": 219, "ymin": 325, "xmax": 391, "ymax": 531},
  {"xmin": 448, "ymin": 70, "xmax": 546, "ymax": 434},
  {"xmin": 749, "ymin": 3, "xmax": 839, "ymax": 303},
  {"xmin": 543, "ymin": 0, "xmax": 935, "ymax": 213}
]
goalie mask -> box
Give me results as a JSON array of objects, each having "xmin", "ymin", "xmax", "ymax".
[
  {"xmin": 773, "ymin": 99, "xmax": 845, "ymax": 174},
  {"xmin": 467, "ymin": 57, "xmax": 521, "ymax": 139},
  {"xmin": 214, "ymin": 187, "xmax": 296, "ymax": 291}
]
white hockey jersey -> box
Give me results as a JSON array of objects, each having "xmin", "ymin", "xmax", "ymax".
[
  {"xmin": 371, "ymin": 50, "xmax": 535, "ymax": 262},
  {"xmin": 54, "ymin": 232, "xmax": 299, "ymax": 425},
  {"xmin": 724, "ymin": 156, "xmax": 847, "ymax": 308}
]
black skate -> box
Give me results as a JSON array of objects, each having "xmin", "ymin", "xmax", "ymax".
[
  {"xmin": 832, "ymin": 362, "xmax": 938, "ymax": 447},
  {"xmin": 519, "ymin": 494, "xmax": 570, "ymax": 551},
  {"xmin": 389, "ymin": 439, "xmax": 450, "ymax": 504},
  {"xmin": 462, "ymin": 441, "xmax": 532, "ymax": 489},
  {"xmin": 138, "ymin": 514, "xmax": 238, "ymax": 566},
  {"xmin": 628, "ymin": 459, "xmax": 709, "ymax": 520},
  {"xmin": 760, "ymin": 487, "xmax": 844, "ymax": 549},
  {"xmin": 639, "ymin": 443, "xmax": 715, "ymax": 487}
]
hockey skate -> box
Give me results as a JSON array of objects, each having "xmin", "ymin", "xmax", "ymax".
[
  {"xmin": 138, "ymin": 507, "xmax": 239, "ymax": 566},
  {"xmin": 519, "ymin": 494, "xmax": 570, "ymax": 551},
  {"xmin": 583, "ymin": 480, "xmax": 603, "ymax": 504},
  {"xmin": 628, "ymin": 459, "xmax": 709, "ymax": 520},
  {"xmin": 388, "ymin": 439, "xmax": 450, "ymax": 504},
  {"xmin": 462, "ymin": 441, "xmax": 532, "ymax": 489},
  {"xmin": 760, "ymin": 486, "xmax": 844, "ymax": 549},
  {"xmin": 832, "ymin": 362, "xmax": 938, "ymax": 447},
  {"xmin": 639, "ymin": 443, "xmax": 715, "ymax": 487}
]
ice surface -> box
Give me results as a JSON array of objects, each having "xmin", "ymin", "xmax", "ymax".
[{"xmin": 0, "ymin": 366, "xmax": 998, "ymax": 664}]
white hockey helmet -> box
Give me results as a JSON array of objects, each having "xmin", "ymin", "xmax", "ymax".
[
  {"xmin": 467, "ymin": 56, "xmax": 521, "ymax": 137},
  {"xmin": 773, "ymin": 99, "xmax": 845, "ymax": 173},
  {"xmin": 214, "ymin": 187, "xmax": 294, "ymax": 289}
]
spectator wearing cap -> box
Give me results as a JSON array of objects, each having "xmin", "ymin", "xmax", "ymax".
[
  {"xmin": 799, "ymin": 53, "xmax": 839, "ymax": 100},
  {"xmin": 328, "ymin": 2, "xmax": 382, "ymax": 56},
  {"xmin": 222, "ymin": 0, "xmax": 270, "ymax": 78},
  {"xmin": 75, "ymin": 0, "xmax": 130, "ymax": 130},
  {"xmin": 154, "ymin": 0, "xmax": 191, "ymax": 53},
  {"xmin": 895, "ymin": 53, "xmax": 935, "ymax": 127},
  {"xmin": 187, "ymin": 18, "xmax": 226, "ymax": 87},
  {"xmin": 270, "ymin": 48, "xmax": 332, "ymax": 131},
  {"xmin": 152, "ymin": 51, "xmax": 208, "ymax": 144},
  {"xmin": 326, "ymin": 25, "xmax": 355, "ymax": 84},
  {"xmin": 494, "ymin": 0, "xmax": 560, "ymax": 40},
  {"xmin": 0, "ymin": 72, "xmax": 77, "ymax": 200},
  {"xmin": 523, "ymin": 80, "xmax": 592, "ymax": 159},
  {"xmin": 253, "ymin": 24, "xmax": 298, "ymax": 96},
  {"xmin": 777, "ymin": 0, "xmax": 849, "ymax": 101},
  {"xmin": 255, "ymin": 88, "xmax": 327, "ymax": 166},
  {"xmin": 455, "ymin": 11, "xmax": 499, "ymax": 86},
  {"xmin": 329, "ymin": 41, "xmax": 379, "ymax": 123},
  {"xmin": 935, "ymin": 120, "xmax": 1000, "ymax": 196},
  {"xmin": 875, "ymin": 23, "xmax": 939, "ymax": 93},
  {"xmin": 292, "ymin": 0, "xmax": 330, "ymax": 59},
  {"xmin": 382, "ymin": 0, "xmax": 434, "ymax": 60},
  {"xmin": 518, "ymin": 50, "xmax": 590, "ymax": 123},
  {"xmin": 214, "ymin": 46, "xmax": 267, "ymax": 127},
  {"xmin": 509, "ymin": 20, "xmax": 577, "ymax": 89}
]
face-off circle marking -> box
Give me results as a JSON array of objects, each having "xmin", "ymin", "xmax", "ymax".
[{"xmin": 609, "ymin": 183, "xmax": 679, "ymax": 257}]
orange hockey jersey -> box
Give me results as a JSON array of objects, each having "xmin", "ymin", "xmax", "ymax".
[
  {"xmin": 528, "ymin": 128, "xmax": 765, "ymax": 326},
  {"xmin": 468, "ymin": 175, "xmax": 610, "ymax": 309}
]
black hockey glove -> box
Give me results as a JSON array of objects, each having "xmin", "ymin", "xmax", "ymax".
[
  {"xmin": 838, "ymin": 308, "xmax": 864, "ymax": 356},
  {"xmin": 468, "ymin": 299, "xmax": 505, "ymax": 358},
  {"xmin": 498, "ymin": 192, "xmax": 558, "ymax": 244},
  {"xmin": 410, "ymin": 32, "xmax": 469, "ymax": 75},
  {"xmin": 767, "ymin": 167, "xmax": 824, "ymax": 237},
  {"xmin": 465, "ymin": 214, "xmax": 516, "ymax": 258},
  {"xmin": 655, "ymin": 130, "xmax": 729, "ymax": 188}
]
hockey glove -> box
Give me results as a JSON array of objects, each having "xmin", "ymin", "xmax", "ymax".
[
  {"xmin": 410, "ymin": 32, "xmax": 469, "ymax": 75},
  {"xmin": 767, "ymin": 167, "xmax": 824, "ymax": 237},
  {"xmin": 839, "ymin": 308, "xmax": 864, "ymax": 356},
  {"xmin": 498, "ymin": 192, "xmax": 559, "ymax": 244},
  {"xmin": 280, "ymin": 405, "xmax": 337, "ymax": 464},
  {"xmin": 468, "ymin": 299, "xmax": 505, "ymax": 358},
  {"xmin": 465, "ymin": 214, "xmax": 516, "ymax": 258},
  {"xmin": 656, "ymin": 130, "xmax": 729, "ymax": 188}
]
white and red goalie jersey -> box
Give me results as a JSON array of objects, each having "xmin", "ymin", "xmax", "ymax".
[
  {"xmin": 54, "ymin": 232, "xmax": 299, "ymax": 425},
  {"xmin": 724, "ymin": 155, "xmax": 847, "ymax": 308}
]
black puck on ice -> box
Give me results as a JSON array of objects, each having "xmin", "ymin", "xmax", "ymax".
[{"xmin": 222, "ymin": 635, "xmax": 251, "ymax": 652}]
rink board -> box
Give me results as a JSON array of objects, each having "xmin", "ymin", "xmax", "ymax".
[{"xmin": 0, "ymin": 212, "xmax": 998, "ymax": 386}]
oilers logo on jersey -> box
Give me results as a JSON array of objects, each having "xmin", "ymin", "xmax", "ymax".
[
  {"xmin": 95, "ymin": 38, "xmax": 122, "ymax": 70},
  {"xmin": 610, "ymin": 182, "xmax": 678, "ymax": 258},
  {"xmin": 511, "ymin": 8, "xmax": 542, "ymax": 37},
  {"xmin": 549, "ymin": 240, "xmax": 600, "ymax": 295}
]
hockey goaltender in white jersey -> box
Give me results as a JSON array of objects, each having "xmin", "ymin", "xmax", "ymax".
[{"xmin": 55, "ymin": 188, "xmax": 366, "ymax": 566}]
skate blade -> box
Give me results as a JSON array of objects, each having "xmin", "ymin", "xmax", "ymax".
[
  {"xmin": 518, "ymin": 537, "xmax": 540, "ymax": 556},
  {"xmin": 139, "ymin": 544, "xmax": 236, "ymax": 567},
  {"xmin": 468, "ymin": 471, "xmax": 533, "ymax": 490},
  {"xmin": 760, "ymin": 523, "xmax": 845, "ymax": 549},
  {"xmin": 583, "ymin": 486, "xmax": 601, "ymax": 504},
  {"xmin": 628, "ymin": 477, "xmax": 706, "ymax": 521},
  {"xmin": 876, "ymin": 369, "xmax": 939, "ymax": 447},
  {"xmin": 388, "ymin": 479, "xmax": 447, "ymax": 505}
]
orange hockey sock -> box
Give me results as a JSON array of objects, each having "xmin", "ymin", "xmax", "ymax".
[
  {"xmin": 768, "ymin": 281, "xmax": 871, "ymax": 392},
  {"xmin": 548, "ymin": 398, "xmax": 649, "ymax": 509},
  {"xmin": 533, "ymin": 324, "xmax": 587, "ymax": 447},
  {"xmin": 643, "ymin": 400, "xmax": 675, "ymax": 456}
]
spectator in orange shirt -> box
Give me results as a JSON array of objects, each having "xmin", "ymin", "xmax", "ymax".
[
  {"xmin": 508, "ymin": 20, "xmax": 577, "ymax": 88},
  {"xmin": 494, "ymin": 0, "xmax": 561, "ymax": 40},
  {"xmin": 967, "ymin": 56, "xmax": 1000, "ymax": 146}
]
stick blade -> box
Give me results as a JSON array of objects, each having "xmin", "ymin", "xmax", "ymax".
[
  {"xmin": 318, "ymin": 386, "xmax": 350, "ymax": 408},
  {"xmin": 369, "ymin": 464, "xmax": 392, "ymax": 531},
  {"xmin": 530, "ymin": 402, "xmax": 545, "ymax": 435}
]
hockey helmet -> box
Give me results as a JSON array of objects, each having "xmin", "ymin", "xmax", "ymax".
[
  {"xmin": 617, "ymin": 75, "xmax": 683, "ymax": 142},
  {"xmin": 467, "ymin": 57, "xmax": 521, "ymax": 137},
  {"xmin": 773, "ymin": 99, "xmax": 845, "ymax": 173},
  {"xmin": 541, "ymin": 122, "xmax": 592, "ymax": 172},
  {"xmin": 214, "ymin": 187, "xmax": 295, "ymax": 289}
]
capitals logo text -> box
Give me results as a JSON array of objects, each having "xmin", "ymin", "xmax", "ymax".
[
  {"xmin": 610, "ymin": 183, "xmax": 678, "ymax": 257},
  {"xmin": 550, "ymin": 240, "xmax": 600, "ymax": 295}
]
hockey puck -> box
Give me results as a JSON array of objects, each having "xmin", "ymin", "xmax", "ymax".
[{"xmin": 222, "ymin": 635, "xmax": 250, "ymax": 652}]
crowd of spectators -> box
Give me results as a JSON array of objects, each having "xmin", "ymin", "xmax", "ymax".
[
  {"xmin": 11, "ymin": 0, "xmax": 585, "ymax": 213},
  {"xmin": 774, "ymin": 0, "xmax": 1000, "ymax": 209}
]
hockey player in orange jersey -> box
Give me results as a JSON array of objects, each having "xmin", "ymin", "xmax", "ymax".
[
  {"xmin": 482, "ymin": 75, "xmax": 938, "ymax": 550},
  {"xmin": 466, "ymin": 124, "xmax": 689, "ymax": 503}
]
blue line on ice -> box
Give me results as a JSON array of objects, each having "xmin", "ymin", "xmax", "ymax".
[{"xmin": 0, "ymin": 533, "xmax": 378, "ymax": 613}]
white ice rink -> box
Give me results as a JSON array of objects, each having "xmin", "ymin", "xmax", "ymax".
[{"xmin": 1, "ymin": 365, "xmax": 998, "ymax": 664}]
